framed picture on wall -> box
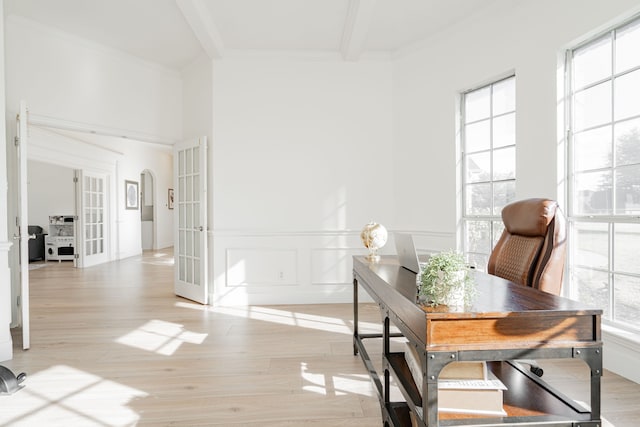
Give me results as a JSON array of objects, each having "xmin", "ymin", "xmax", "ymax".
[
  {"xmin": 125, "ymin": 180, "xmax": 139, "ymax": 210},
  {"xmin": 168, "ymin": 188, "xmax": 174, "ymax": 209}
]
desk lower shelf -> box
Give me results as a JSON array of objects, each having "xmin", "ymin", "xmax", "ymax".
[
  {"xmin": 387, "ymin": 402, "xmax": 413, "ymax": 426},
  {"xmin": 386, "ymin": 353, "xmax": 592, "ymax": 426}
]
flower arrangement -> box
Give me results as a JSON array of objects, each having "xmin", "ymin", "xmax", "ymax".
[{"xmin": 418, "ymin": 250, "xmax": 474, "ymax": 307}]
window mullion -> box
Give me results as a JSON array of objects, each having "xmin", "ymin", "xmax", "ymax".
[
  {"xmin": 611, "ymin": 28, "xmax": 617, "ymax": 215},
  {"xmin": 489, "ymin": 86, "xmax": 495, "ymax": 217}
]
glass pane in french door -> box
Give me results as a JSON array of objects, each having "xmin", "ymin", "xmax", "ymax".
[
  {"xmin": 84, "ymin": 175, "xmax": 105, "ymax": 256},
  {"xmin": 177, "ymin": 145, "xmax": 202, "ymax": 287}
]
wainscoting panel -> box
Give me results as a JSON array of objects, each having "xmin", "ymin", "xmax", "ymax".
[
  {"xmin": 226, "ymin": 248, "xmax": 298, "ymax": 287},
  {"xmin": 212, "ymin": 229, "xmax": 455, "ymax": 306}
]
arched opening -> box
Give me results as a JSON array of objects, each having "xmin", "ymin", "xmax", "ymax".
[{"xmin": 140, "ymin": 169, "xmax": 156, "ymax": 250}]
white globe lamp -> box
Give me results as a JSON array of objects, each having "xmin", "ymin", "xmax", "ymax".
[{"xmin": 360, "ymin": 222, "xmax": 388, "ymax": 263}]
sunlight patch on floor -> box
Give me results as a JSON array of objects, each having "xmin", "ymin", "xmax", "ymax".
[
  {"xmin": 300, "ymin": 362, "xmax": 374, "ymax": 397},
  {"xmin": 141, "ymin": 258, "xmax": 174, "ymax": 266},
  {"xmin": 174, "ymin": 300, "xmax": 208, "ymax": 311},
  {"xmin": 331, "ymin": 373, "xmax": 375, "ymax": 397},
  {"xmin": 300, "ymin": 362, "xmax": 327, "ymax": 395},
  {"xmin": 115, "ymin": 319, "xmax": 207, "ymax": 356},
  {"xmin": 153, "ymin": 252, "xmax": 169, "ymax": 258},
  {"xmin": 0, "ymin": 365, "xmax": 147, "ymax": 427}
]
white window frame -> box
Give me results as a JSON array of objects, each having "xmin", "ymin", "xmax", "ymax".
[
  {"xmin": 566, "ymin": 15, "xmax": 640, "ymax": 334},
  {"xmin": 461, "ymin": 75, "xmax": 517, "ymax": 269}
]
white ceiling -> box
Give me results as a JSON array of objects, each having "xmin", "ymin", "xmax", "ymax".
[{"xmin": 5, "ymin": 0, "xmax": 494, "ymax": 71}]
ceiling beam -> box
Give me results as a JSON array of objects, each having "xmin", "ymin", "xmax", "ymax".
[
  {"xmin": 341, "ymin": 0, "xmax": 377, "ymax": 61},
  {"xmin": 176, "ymin": 0, "xmax": 225, "ymax": 59}
]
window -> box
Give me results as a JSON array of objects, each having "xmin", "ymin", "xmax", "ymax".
[
  {"xmin": 461, "ymin": 76, "xmax": 516, "ymax": 269},
  {"xmin": 567, "ymin": 17, "xmax": 640, "ymax": 332}
]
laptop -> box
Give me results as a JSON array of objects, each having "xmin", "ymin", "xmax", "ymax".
[{"xmin": 394, "ymin": 233, "xmax": 421, "ymax": 274}]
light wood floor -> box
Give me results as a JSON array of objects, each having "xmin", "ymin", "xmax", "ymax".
[{"xmin": 4, "ymin": 250, "xmax": 639, "ymax": 426}]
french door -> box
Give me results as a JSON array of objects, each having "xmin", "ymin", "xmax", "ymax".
[
  {"xmin": 76, "ymin": 170, "xmax": 109, "ymax": 268},
  {"xmin": 174, "ymin": 137, "xmax": 208, "ymax": 304}
]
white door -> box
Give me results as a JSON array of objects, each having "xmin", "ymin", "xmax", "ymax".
[
  {"xmin": 76, "ymin": 170, "xmax": 109, "ymax": 268},
  {"xmin": 174, "ymin": 137, "xmax": 208, "ymax": 304},
  {"xmin": 16, "ymin": 101, "xmax": 30, "ymax": 350}
]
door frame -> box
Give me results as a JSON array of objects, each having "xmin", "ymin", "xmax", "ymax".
[{"xmin": 25, "ymin": 126, "xmax": 119, "ymax": 266}]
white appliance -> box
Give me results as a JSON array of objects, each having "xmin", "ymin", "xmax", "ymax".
[{"xmin": 45, "ymin": 215, "xmax": 75, "ymax": 262}]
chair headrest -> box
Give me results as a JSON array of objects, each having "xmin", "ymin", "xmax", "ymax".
[{"xmin": 502, "ymin": 198, "xmax": 558, "ymax": 237}]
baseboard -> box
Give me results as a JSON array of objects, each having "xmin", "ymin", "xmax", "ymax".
[
  {"xmin": 154, "ymin": 241, "xmax": 173, "ymax": 250},
  {"xmin": 117, "ymin": 249, "xmax": 143, "ymax": 260},
  {"xmin": 603, "ymin": 326, "xmax": 640, "ymax": 384}
]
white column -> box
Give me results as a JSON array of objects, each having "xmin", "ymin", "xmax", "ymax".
[{"xmin": 0, "ymin": 243, "xmax": 13, "ymax": 362}]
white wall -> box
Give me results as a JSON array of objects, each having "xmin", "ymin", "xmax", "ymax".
[
  {"xmin": 4, "ymin": 15, "xmax": 182, "ymax": 143},
  {"xmin": 391, "ymin": 0, "xmax": 640, "ymax": 383},
  {"xmin": 182, "ymin": 55, "xmax": 213, "ymax": 141},
  {"xmin": 211, "ymin": 58, "xmax": 403, "ymax": 305},
  {"xmin": 27, "ymin": 160, "xmax": 75, "ymax": 232},
  {"xmin": 115, "ymin": 141, "xmax": 174, "ymax": 254}
]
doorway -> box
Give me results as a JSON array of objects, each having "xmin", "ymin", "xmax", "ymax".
[
  {"xmin": 140, "ymin": 169, "xmax": 156, "ymax": 250},
  {"xmin": 27, "ymin": 160, "xmax": 76, "ymax": 267}
]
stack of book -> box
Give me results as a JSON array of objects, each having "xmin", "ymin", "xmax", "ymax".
[{"xmin": 404, "ymin": 341, "xmax": 507, "ymax": 417}]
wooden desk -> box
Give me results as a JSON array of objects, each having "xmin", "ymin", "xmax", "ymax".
[{"xmin": 352, "ymin": 255, "xmax": 603, "ymax": 427}]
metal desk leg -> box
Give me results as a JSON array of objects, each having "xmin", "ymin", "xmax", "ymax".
[
  {"xmin": 574, "ymin": 346, "xmax": 603, "ymax": 421},
  {"xmin": 353, "ymin": 275, "xmax": 359, "ymax": 356},
  {"xmin": 383, "ymin": 315, "xmax": 390, "ymax": 406}
]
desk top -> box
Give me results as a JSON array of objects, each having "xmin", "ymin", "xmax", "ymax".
[{"xmin": 353, "ymin": 256, "xmax": 602, "ymax": 351}]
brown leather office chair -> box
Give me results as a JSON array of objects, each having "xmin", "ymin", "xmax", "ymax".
[
  {"xmin": 487, "ymin": 198, "xmax": 567, "ymax": 377},
  {"xmin": 488, "ymin": 198, "xmax": 567, "ymax": 296}
]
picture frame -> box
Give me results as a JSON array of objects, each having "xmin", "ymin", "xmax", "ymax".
[
  {"xmin": 125, "ymin": 180, "xmax": 139, "ymax": 210},
  {"xmin": 168, "ymin": 188, "xmax": 174, "ymax": 209}
]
